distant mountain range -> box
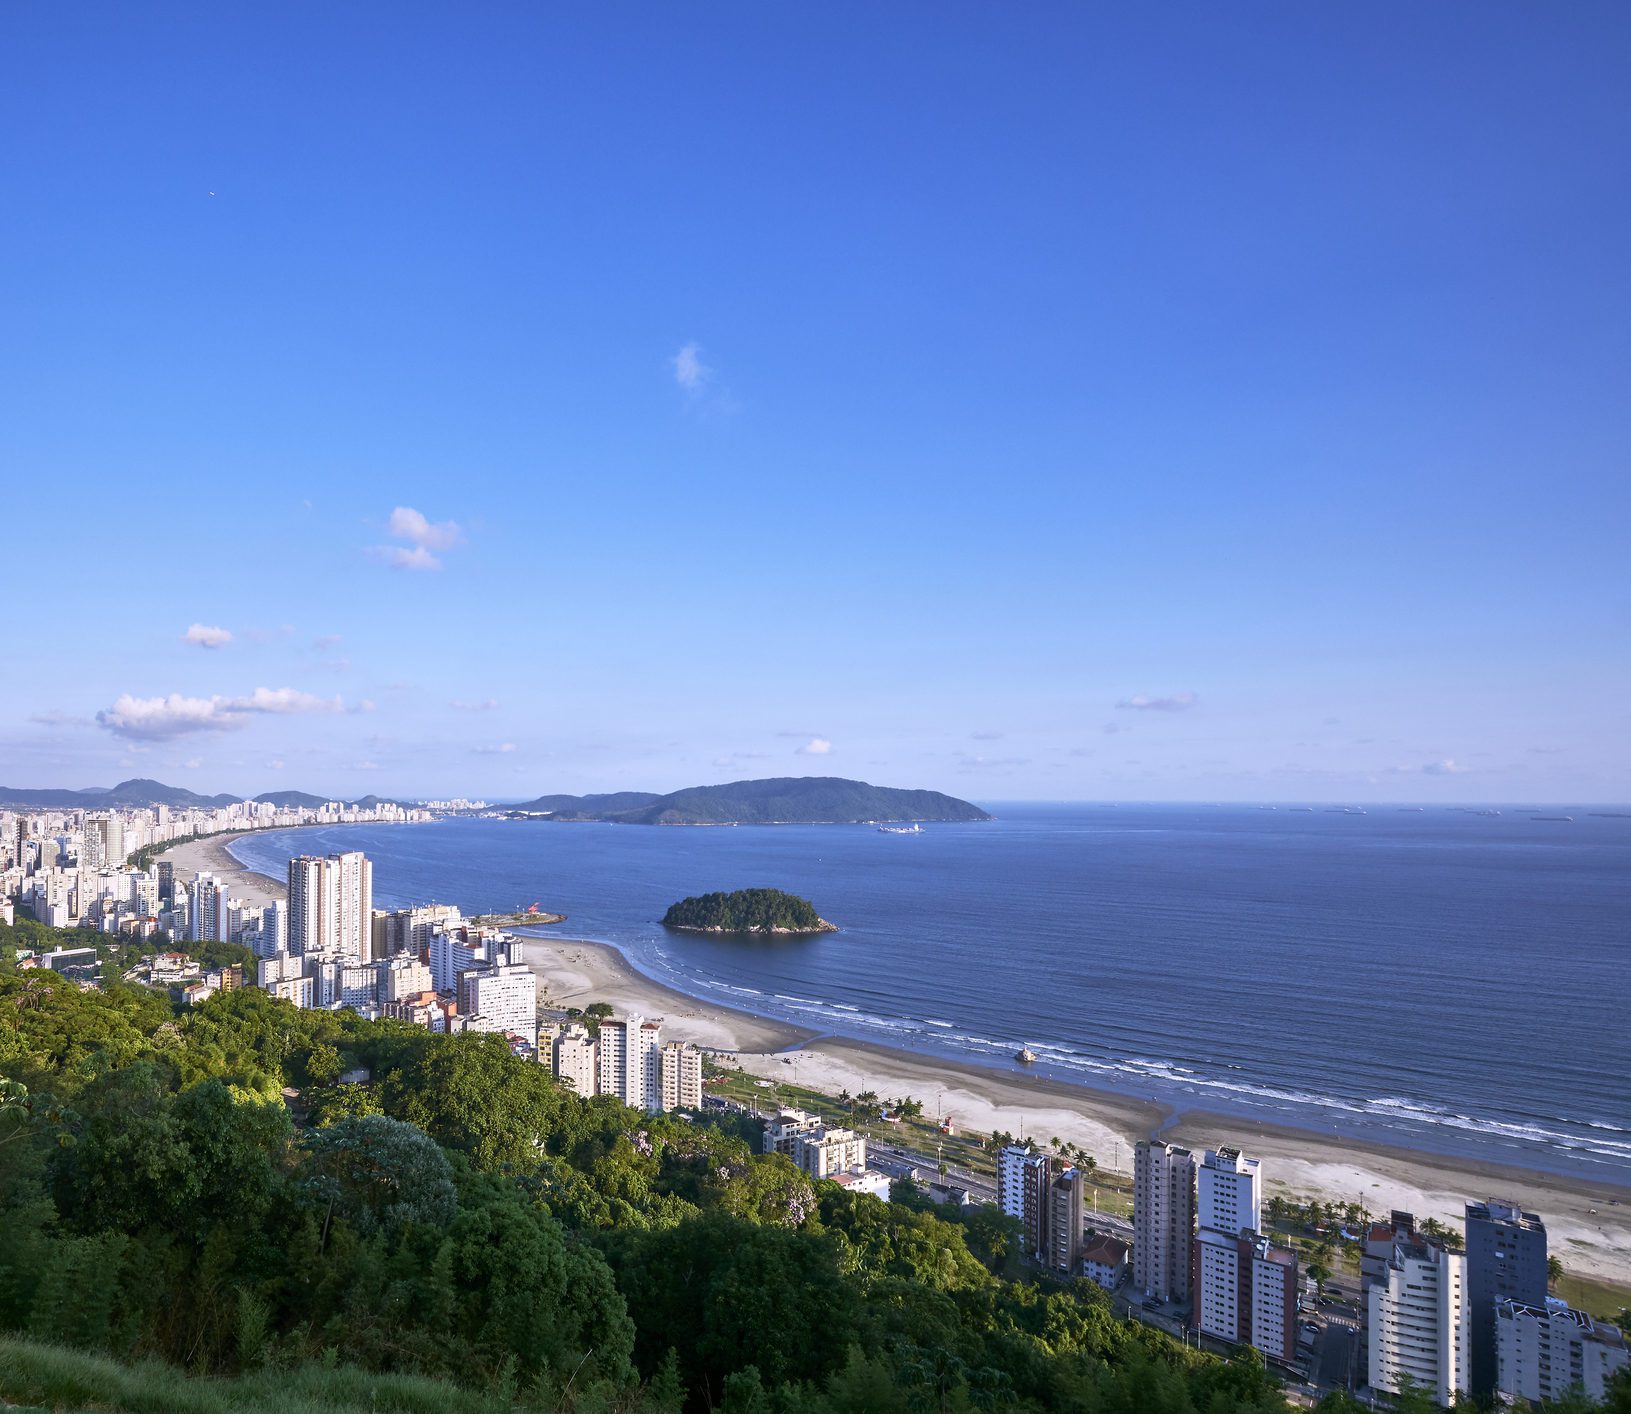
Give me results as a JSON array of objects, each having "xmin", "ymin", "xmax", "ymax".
[
  {"xmin": 0, "ymin": 777, "xmax": 402, "ymax": 811},
  {"xmin": 510, "ymin": 776, "xmax": 992, "ymax": 826}
]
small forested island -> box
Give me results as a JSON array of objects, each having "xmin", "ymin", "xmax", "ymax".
[{"xmin": 662, "ymin": 888, "xmax": 837, "ymax": 934}]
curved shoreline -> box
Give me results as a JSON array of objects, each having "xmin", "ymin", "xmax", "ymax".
[{"xmin": 198, "ymin": 828, "xmax": 1631, "ymax": 1287}]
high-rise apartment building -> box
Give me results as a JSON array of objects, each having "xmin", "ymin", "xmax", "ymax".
[
  {"xmin": 552, "ymin": 1023, "xmax": 598, "ymax": 1096},
  {"xmin": 458, "ymin": 963, "xmax": 537, "ymax": 1047},
  {"xmin": 1465, "ymin": 1199, "xmax": 1548, "ymax": 1398},
  {"xmin": 287, "ymin": 851, "xmax": 372, "ymax": 959},
  {"xmin": 188, "ymin": 873, "xmax": 226, "ymax": 943},
  {"xmin": 1496, "ymin": 1298, "xmax": 1628, "ymax": 1404},
  {"xmin": 637, "ymin": 1021, "xmax": 664, "ymax": 1111},
  {"xmin": 372, "ymin": 902, "xmax": 462, "ymax": 959},
  {"xmin": 997, "ymin": 1145, "xmax": 1054, "ymax": 1264},
  {"xmin": 1248, "ymin": 1235, "xmax": 1298, "ymax": 1362},
  {"xmin": 597, "ymin": 1015, "xmax": 648, "ymax": 1109},
  {"xmin": 794, "ymin": 1125, "xmax": 867, "ymax": 1180},
  {"xmin": 1046, "ymin": 1166, "xmax": 1084, "ymax": 1276},
  {"xmin": 659, "ymin": 1040, "xmax": 702, "ymax": 1110},
  {"xmin": 1192, "ymin": 1148, "xmax": 1265, "ymax": 1350},
  {"xmin": 1134, "ymin": 1141, "xmax": 1196, "ymax": 1302},
  {"xmin": 1367, "ymin": 1228, "xmax": 1469, "ymax": 1406},
  {"xmin": 763, "ymin": 1109, "xmax": 823, "ymax": 1156}
]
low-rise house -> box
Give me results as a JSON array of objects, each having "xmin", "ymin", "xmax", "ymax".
[{"xmin": 1082, "ymin": 1232, "xmax": 1131, "ymax": 1290}]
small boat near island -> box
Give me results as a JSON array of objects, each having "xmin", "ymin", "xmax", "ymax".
[
  {"xmin": 878, "ymin": 823, "xmax": 924, "ymax": 834},
  {"xmin": 1014, "ymin": 1047, "xmax": 1037, "ymax": 1064}
]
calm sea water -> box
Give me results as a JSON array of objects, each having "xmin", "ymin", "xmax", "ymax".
[{"xmin": 230, "ymin": 804, "xmax": 1631, "ymax": 1183}]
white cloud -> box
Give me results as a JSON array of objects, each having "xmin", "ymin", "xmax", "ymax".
[
  {"xmin": 671, "ymin": 342, "xmax": 712, "ymax": 393},
  {"xmin": 314, "ymin": 633, "xmax": 343, "ymax": 650},
  {"xmin": 388, "ymin": 506, "xmax": 464, "ymax": 552},
  {"xmin": 184, "ymin": 623, "xmax": 233, "ymax": 650},
  {"xmin": 96, "ymin": 687, "xmax": 346, "ymax": 740},
  {"xmin": 472, "ymin": 742, "xmax": 517, "ymax": 755},
  {"xmin": 451, "ymin": 699, "xmax": 499, "ymax": 712},
  {"xmin": 956, "ymin": 754, "xmax": 1031, "ymax": 771},
  {"xmin": 971, "ymin": 731, "xmax": 1005, "ymax": 741},
  {"xmin": 369, "ymin": 544, "xmax": 443, "ymax": 572},
  {"xmin": 1116, "ymin": 692, "xmax": 1198, "ymax": 712},
  {"xmin": 183, "ymin": 757, "xmax": 202, "ymax": 769},
  {"xmin": 367, "ymin": 506, "xmax": 464, "ymax": 571},
  {"xmin": 28, "ymin": 710, "xmax": 91, "ymax": 727},
  {"xmin": 1421, "ymin": 759, "xmax": 1469, "ymax": 775},
  {"xmin": 267, "ymin": 759, "xmax": 285, "ymax": 770},
  {"xmin": 796, "ymin": 737, "xmax": 833, "ymax": 756}
]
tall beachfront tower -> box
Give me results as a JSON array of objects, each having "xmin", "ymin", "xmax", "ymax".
[
  {"xmin": 1133, "ymin": 1141, "xmax": 1195, "ymax": 1303},
  {"xmin": 1368, "ymin": 1228, "xmax": 1469, "ymax": 1405},
  {"xmin": 288, "ymin": 850, "xmax": 373, "ymax": 959},
  {"xmin": 1466, "ymin": 1199, "xmax": 1548, "ymax": 1398},
  {"xmin": 997, "ymin": 1144, "xmax": 1053, "ymax": 1265},
  {"xmin": 1191, "ymin": 1147, "xmax": 1263, "ymax": 1347}
]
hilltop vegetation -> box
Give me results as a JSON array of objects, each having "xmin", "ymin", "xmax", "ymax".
[
  {"xmin": 514, "ymin": 776, "xmax": 991, "ymax": 826},
  {"xmin": 662, "ymin": 889, "xmax": 835, "ymax": 934},
  {"xmin": 1, "ymin": 917, "xmax": 1313, "ymax": 1414}
]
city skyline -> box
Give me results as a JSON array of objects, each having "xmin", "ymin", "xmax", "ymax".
[{"xmin": 5, "ymin": 4, "xmax": 1628, "ymax": 802}]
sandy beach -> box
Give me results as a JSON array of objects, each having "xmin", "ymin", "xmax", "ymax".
[
  {"xmin": 158, "ymin": 839, "xmax": 1631, "ymax": 1286},
  {"xmin": 512, "ymin": 931, "xmax": 1631, "ymax": 1285},
  {"xmin": 160, "ymin": 832, "xmax": 290, "ymax": 910}
]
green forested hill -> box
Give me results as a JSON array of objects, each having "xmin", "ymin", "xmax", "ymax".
[
  {"xmin": 662, "ymin": 889, "xmax": 835, "ymax": 933},
  {"xmin": 515, "ymin": 776, "xmax": 991, "ymax": 825},
  {"xmin": 0, "ymin": 916, "xmax": 1311, "ymax": 1414}
]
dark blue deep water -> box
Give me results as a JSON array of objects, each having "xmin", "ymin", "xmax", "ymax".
[{"xmin": 230, "ymin": 804, "xmax": 1631, "ymax": 1183}]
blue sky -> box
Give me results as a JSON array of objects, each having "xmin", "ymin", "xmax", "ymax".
[{"xmin": 3, "ymin": 3, "xmax": 1627, "ymax": 803}]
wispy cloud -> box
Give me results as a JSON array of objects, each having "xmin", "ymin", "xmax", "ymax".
[
  {"xmin": 671, "ymin": 342, "xmax": 712, "ymax": 394},
  {"xmin": 472, "ymin": 742, "xmax": 517, "ymax": 755},
  {"xmin": 242, "ymin": 624, "xmax": 296, "ymax": 644},
  {"xmin": 28, "ymin": 710, "xmax": 91, "ymax": 727},
  {"xmin": 956, "ymin": 754, "xmax": 1031, "ymax": 771},
  {"xmin": 796, "ymin": 737, "xmax": 833, "ymax": 756},
  {"xmin": 314, "ymin": 633, "xmax": 343, "ymax": 650},
  {"xmin": 713, "ymin": 751, "xmax": 771, "ymax": 769},
  {"xmin": 970, "ymin": 731, "xmax": 1005, "ymax": 741},
  {"xmin": 368, "ymin": 506, "xmax": 464, "ymax": 571},
  {"xmin": 1116, "ymin": 692, "xmax": 1198, "ymax": 712},
  {"xmin": 97, "ymin": 687, "xmax": 347, "ymax": 741},
  {"xmin": 1420, "ymin": 758, "xmax": 1469, "ymax": 775},
  {"xmin": 184, "ymin": 623, "xmax": 233, "ymax": 650},
  {"xmin": 450, "ymin": 699, "xmax": 499, "ymax": 712}
]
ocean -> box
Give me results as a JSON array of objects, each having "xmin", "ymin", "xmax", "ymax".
[{"xmin": 229, "ymin": 803, "xmax": 1631, "ymax": 1183}]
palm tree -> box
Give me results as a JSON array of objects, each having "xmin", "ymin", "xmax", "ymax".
[
  {"xmin": 1548, "ymin": 1255, "xmax": 1564, "ymax": 1290},
  {"xmin": 1307, "ymin": 1260, "xmax": 1332, "ymax": 1297}
]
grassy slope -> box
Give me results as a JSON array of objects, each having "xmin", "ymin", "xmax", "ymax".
[{"xmin": 0, "ymin": 1337, "xmax": 518, "ymax": 1414}]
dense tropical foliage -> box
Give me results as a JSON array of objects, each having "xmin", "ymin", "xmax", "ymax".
[
  {"xmin": 5, "ymin": 918, "xmax": 1625, "ymax": 1412},
  {"xmin": 661, "ymin": 889, "xmax": 833, "ymax": 933}
]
